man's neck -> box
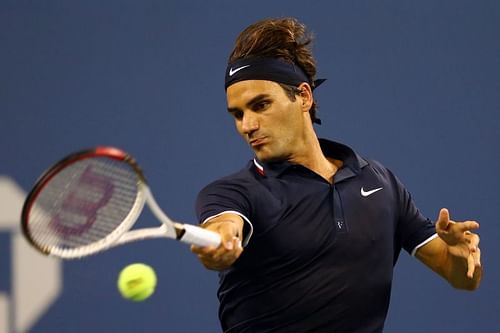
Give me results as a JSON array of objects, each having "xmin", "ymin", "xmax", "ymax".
[{"xmin": 289, "ymin": 137, "xmax": 342, "ymax": 184}]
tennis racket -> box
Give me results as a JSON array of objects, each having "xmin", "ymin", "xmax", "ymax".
[{"xmin": 21, "ymin": 147, "xmax": 221, "ymax": 259}]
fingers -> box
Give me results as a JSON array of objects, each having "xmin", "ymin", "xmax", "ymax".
[
  {"xmin": 435, "ymin": 208, "xmax": 450, "ymax": 232},
  {"xmin": 455, "ymin": 221, "xmax": 480, "ymax": 234},
  {"xmin": 474, "ymin": 247, "xmax": 481, "ymax": 274},
  {"xmin": 193, "ymin": 236, "xmax": 243, "ymax": 271},
  {"xmin": 218, "ymin": 221, "xmax": 240, "ymax": 250},
  {"xmin": 467, "ymin": 246, "xmax": 481, "ymax": 279},
  {"xmin": 436, "ymin": 208, "xmax": 480, "ymax": 243},
  {"xmin": 466, "ymin": 231, "xmax": 481, "ymax": 256},
  {"xmin": 436, "ymin": 208, "xmax": 450, "ymax": 230},
  {"xmin": 436, "ymin": 209, "xmax": 456, "ymax": 245},
  {"xmin": 190, "ymin": 220, "xmax": 244, "ymax": 271},
  {"xmin": 466, "ymin": 252, "xmax": 475, "ymax": 278},
  {"xmin": 464, "ymin": 232, "xmax": 481, "ymax": 281}
]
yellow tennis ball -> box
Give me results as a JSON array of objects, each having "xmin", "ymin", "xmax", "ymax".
[{"xmin": 117, "ymin": 263, "xmax": 157, "ymax": 302}]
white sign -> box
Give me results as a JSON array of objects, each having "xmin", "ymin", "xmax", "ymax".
[{"xmin": 0, "ymin": 176, "xmax": 62, "ymax": 333}]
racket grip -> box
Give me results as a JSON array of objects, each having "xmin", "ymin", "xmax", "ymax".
[{"xmin": 181, "ymin": 224, "xmax": 221, "ymax": 247}]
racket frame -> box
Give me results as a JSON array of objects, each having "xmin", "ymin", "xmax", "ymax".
[{"xmin": 21, "ymin": 147, "xmax": 220, "ymax": 259}]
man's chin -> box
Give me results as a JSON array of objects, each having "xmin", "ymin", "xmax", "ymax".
[
  {"xmin": 254, "ymin": 150, "xmax": 285, "ymax": 163},
  {"xmin": 254, "ymin": 151, "xmax": 271, "ymax": 162}
]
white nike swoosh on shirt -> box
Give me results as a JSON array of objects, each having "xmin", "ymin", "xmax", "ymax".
[
  {"xmin": 360, "ymin": 187, "xmax": 383, "ymax": 197},
  {"xmin": 229, "ymin": 65, "xmax": 250, "ymax": 76}
]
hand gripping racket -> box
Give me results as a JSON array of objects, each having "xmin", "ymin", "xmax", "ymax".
[{"xmin": 21, "ymin": 147, "xmax": 221, "ymax": 259}]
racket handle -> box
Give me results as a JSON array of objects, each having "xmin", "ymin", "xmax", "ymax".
[{"xmin": 181, "ymin": 224, "xmax": 221, "ymax": 247}]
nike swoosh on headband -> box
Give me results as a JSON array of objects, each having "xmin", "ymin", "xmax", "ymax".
[{"xmin": 229, "ymin": 65, "xmax": 251, "ymax": 76}]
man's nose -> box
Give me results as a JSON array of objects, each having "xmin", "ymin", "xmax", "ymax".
[{"xmin": 241, "ymin": 113, "xmax": 259, "ymax": 134}]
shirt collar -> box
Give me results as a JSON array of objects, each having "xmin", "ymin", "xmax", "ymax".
[{"xmin": 251, "ymin": 138, "xmax": 368, "ymax": 180}]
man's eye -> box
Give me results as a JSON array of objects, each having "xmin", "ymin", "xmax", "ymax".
[
  {"xmin": 253, "ymin": 101, "xmax": 270, "ymax": 111},
  {"xmin": 232, "ymin": 111, "xmax": 243, "ymax": 120}
]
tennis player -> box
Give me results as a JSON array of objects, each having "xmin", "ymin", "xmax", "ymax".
[{"xmin": 191, "ymin": 17, "xmax": 482, "ymax": 333}]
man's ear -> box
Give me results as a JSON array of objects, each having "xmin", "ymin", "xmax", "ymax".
[{"xmin": 297, "ymin": 82, "xmax": 313, "ymax": 112}]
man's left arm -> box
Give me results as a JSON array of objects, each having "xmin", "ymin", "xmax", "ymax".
[{"xmin": 415, "ymin": 208, "xmax": 482, "ymax": 290}]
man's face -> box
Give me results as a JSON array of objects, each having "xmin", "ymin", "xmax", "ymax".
[{"xmin": 226, "ymin": 80, "xmax": 307, "ymax": 162}]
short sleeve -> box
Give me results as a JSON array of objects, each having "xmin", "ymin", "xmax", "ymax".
[
  {"xmin": 390, "ymin": 170, "xmax": 436, "ymax": 254},
  {"xmin": 196, "ymin": 179, "xmax": 254, "ymax": 245}
]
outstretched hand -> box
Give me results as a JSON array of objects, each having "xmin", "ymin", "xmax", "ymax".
[{"xmin": 435, "ymin": 208, "xmax": 481, "ymax": 278}]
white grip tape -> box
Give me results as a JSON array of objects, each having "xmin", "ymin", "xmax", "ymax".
[{"xmin": 181, "ymin": 224, "xmax": 221, "ymax": 247}]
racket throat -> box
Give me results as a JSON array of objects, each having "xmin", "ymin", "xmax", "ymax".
[{"xmin": 174, "ymin": 225, "xmax": 187, "ymax": 240}]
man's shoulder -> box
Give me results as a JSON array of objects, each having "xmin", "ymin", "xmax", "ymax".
[{"xmin": 363, "ymin": 158, "xmax": 390, "ymax": 173}]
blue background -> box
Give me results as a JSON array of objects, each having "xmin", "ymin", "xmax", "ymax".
[{"xmin": 1, "ymin": 1, "xmax": 499, "ymax": 332}]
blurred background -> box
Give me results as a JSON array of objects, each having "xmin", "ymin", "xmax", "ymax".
[{"xmin": 1, "ymin": 1, "xmax": 499, "ymax": 332}]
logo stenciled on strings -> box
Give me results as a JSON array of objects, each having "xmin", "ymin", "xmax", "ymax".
[{"xmin": 50, "ymin": 166, "xmax": 114, "ymax": 236}]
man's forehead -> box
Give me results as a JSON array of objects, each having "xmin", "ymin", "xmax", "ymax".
[
  {"xmin": 226, "ymin": 80, "xmax": 284, "ymax": 110},
  {"xmin": 227, "ymin": 80, "xmax": 282, "ymax": 100}
]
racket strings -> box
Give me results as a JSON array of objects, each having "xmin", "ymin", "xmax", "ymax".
[{"xmin": 26, "ymin": 158, "xmax": 142, "ymax": 251}]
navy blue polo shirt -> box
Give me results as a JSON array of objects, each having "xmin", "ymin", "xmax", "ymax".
[{"xmin": 196, "ymin": 139, "xmax": 436, "ymax": 333}]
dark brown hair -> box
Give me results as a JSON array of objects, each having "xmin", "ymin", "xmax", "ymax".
[{"xmin": 229, "ymin": 17, "xmax": 320, "ymax": 123}]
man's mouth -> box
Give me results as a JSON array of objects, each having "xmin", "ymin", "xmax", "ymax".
[{"xmin": 249, "ymin": 137, "xmax": 267, "ymax": 147}]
